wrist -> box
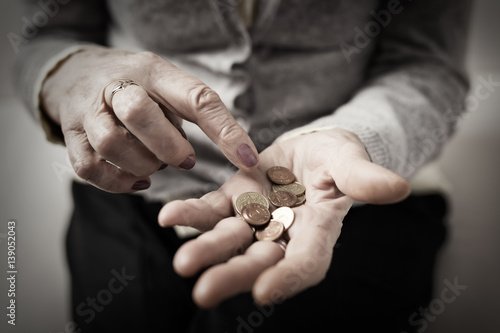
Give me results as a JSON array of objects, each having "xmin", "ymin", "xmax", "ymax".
[{"xmin": 275, "ymin": 126, "xmax": 365, "ymax": 153}]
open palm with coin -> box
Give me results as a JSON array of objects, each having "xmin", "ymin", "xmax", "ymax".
[{"xmin": 158, "ymin": 128, "xmax": 410, "ymax": 308}]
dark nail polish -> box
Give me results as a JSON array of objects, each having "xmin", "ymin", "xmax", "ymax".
[
  {"xmin": 132, "ymin": 180, "xmax": 150, "ymax": 191},
  {"xmin": 237, "ymin": 144, "xmax": 258, "ymax": 168},
  {"xmin": 176, "ymin": 124, "xmax": 188, "ymax": 140},
  {"xmin": 179, "ymin": 155, "xmax": 196, "ymax": 170},
  {"xmin": 158, "ymin": 163, "xmax": 168, "ymax": 171}
]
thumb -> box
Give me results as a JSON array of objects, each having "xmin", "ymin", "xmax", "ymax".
[{"xmin": 332, "ymin": 152, "xmax": 411, "ymax": 205}]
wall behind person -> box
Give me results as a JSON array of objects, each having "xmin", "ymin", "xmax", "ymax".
[
  {"xmin": 0, "ymin": 1, "xmax": 72, "ymax": 332},
  {"xmin": 427, "ymin": 0, "xmax": 500, "ymax": 332}
]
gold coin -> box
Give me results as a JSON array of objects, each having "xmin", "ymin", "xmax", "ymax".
[
  {"xmin": 292, "ymin": 194, "xmax": 306, "ymax": 207},
  {"xmin": 255, "ymin": 220, "xmax": 284, "ymax": 241},
  {"xmin": 235, "ymin": 192, "xmax": 269, "ymax": 215},
  {"xmin": 241, "ymin": 203, "xmax": 271, "ymax": 227},
  {"xmin": 267, "ymin": 166, "xmax": 295, "ymax": 185},
  {"xmin": 269, "ymin": 191, "xmax": 297, "ymax": 207},
  {"xmin": 271, "ymin": 207, "xmax": 295, "ymax": 230},
  {"xmin": 272, "ymin": 181, "xmax": 306, "ymax": 197}
]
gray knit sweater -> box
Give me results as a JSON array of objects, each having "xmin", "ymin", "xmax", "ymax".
[{"xmin": 15, "ymin": 0, "xmax": 471, "ymax": 202}]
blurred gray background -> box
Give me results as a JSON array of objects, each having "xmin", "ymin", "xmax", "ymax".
[{"xmin": 0, "ymin": 0, "xmax": 499, "ymax": 332}]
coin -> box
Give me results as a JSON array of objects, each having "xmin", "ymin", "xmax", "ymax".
[
  {"xmin": 255, "ymin": 220, "xmax": 284, "ymax": 241},
  {"xmin": 267, "ymin": 166, "xmax": 295, "ymax": 185},
  {"xmin": 241, "ymin": 203, "xmax": 271, "ymax": 227},
  {"xmin": 235, "ymin": 166, "xmax": 306, "ymax": 242},
  {"xmin": 269, "ymin": 191, "xmax": 298, "ymax": 207},
  {"xmin": 271, "ymin": 207, "xmax": 295, "ymax": 230},
  {"xmin": 275, "ymin": 238, "xmax": 287, "ymax": 251},
  {"xmin": 236, "ymin": 192, "xmax": 270, "ymax": 215},
  {"xmin": 293, "ymin": 194, "xmax": 306, "ymax": 207},
  {"xmin": 272, "ymin": 181, "xmax": 306, "ymax": 197}
]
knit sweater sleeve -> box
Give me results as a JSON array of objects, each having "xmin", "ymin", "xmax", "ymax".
[{"xmin": 275, "ymin": 0, "xmax": 472, "ymax": 178}]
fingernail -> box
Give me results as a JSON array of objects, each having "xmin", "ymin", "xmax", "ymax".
[
  {"xmin": 158, "ymin": 163, "xmax": 168, "ymax": 171},
  {"xmin": 179, "ymin": 155, "xmax": 196, "ymax": 170},
  {"xmin": 132, "ymin": 180, "xmax": 151, "ymax": 191},
  {"xmin": 237, "ymin": 144, "xmax": 258, "ymax": 168},
  {"xmin": 176, "ymin": 124, "xmax": 188, "ymax": 140}
]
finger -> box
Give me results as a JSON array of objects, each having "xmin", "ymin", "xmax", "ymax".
[
  {"xmin": 64, "ymin": 127, "xmax": 151, "ymax": 193},
  {"xmin": 172, "ymin": 218, "xmax": 254, "ymax": 278},
  {"xmin": 158, "ymin": 190, "xmax": 233, "ymax": 230},
  {"xmin": 84, "ymin": 105, "xmax": 163, "ymax": 177},
  {"xmin": 158, "ymin": 104, "xmax": 188, "ymax": 140},
  {"xmin": 193, "ymin": 241, "xmax": 284, "ymax": 309},
  {"xmin": 252, "ymin": 205, "xmax": 341, "ymax": 305},
  {"xmin": 145, "ymin": 59, "xmax": 259, "ymax": 171},
  {"xmin": 108, "ymin": 84, "xmax": 196, "ymax": 170},
  {"xmin": 328, "ymin": 139, "xmax": 410, "ymax": 204},
  {"xmin": 335, "ymin": 158, "xmax": 410, "ymax": 204},
  {"xmin": 159, "ymin": 170, "xmax": 267, "ymax": 229}
]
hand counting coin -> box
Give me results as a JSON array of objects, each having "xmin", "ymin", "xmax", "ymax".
[
  {"xmin": 271, "ymin": 207, "xmax": 295, "ymax": 230},
  {"xmin": 241, "ymin": 203, "xmax": 271, "ymax": 227},
  {"xmin": 267, "ymin": 166, "xmax": 295, "ymax": 185},
  {"xmin": 236, "ymin": 192, "xmax": 270, "ymax": 215},
  {"xmin": 269, "ymin": 190, "xmax": 297, "ymax": 207},
  {"xmin": 255, "ymin": 220, "xmax": 284, "ymax": 241}
]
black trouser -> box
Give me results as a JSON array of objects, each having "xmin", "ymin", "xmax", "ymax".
[{"xmin": 66, "ymin": 181, "xmax": 447, "ymax": 333}]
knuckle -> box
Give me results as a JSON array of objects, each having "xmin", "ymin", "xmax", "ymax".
[
  {"xmin": 133, "ymin": 51, "xmax": 165, "ymax": 77},
  {"xmin": 118, "ymin": 90, "xmax": 149, "ymax": 124},
  {"xmin": 315, "ymin": 269, "xmax": 328, "ymax": 284},
  {"xmin": 93, "ymin": 129, "xmax": 120, "ymax": 157},
  {"xmin": 217, "ymin": 121, "xmax": 242, "ymax": 143},
  {"xmin": 118, "ymin": 51, "xmax": 161, "ymax": 88},
  {"xmin": 72, "ymin": 158, "xmax": 97, "ymax": 182},
  {"xmin": 136, "ymin": 162, "xmax": 160, "ymax": 177},
  {"xmin": 186, "ymin": 85, "xmax": 242, "ymax": 144},
  {"xmin": 119, "ymin": 104, "xmax": 141, "ymax": 125},
  {"xmin": 120, "ymin": 147, "xmax": 159, "ymax": 177},
  {"xmin": 134, "ymin": 51, "xmax": 162, "ymax": 64},
  {"xmin": 158, "ymin": 143, "xmax": 186, "ymax": 164},
  {"xmin": 187, "ymin": 85, "xmax": 222, "ymax": 116}
]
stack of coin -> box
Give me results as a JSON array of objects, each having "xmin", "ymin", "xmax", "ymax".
[
  {"xmin": 235, "ymin": 166, "xmax": 306, "ymax": 243},
  {"xmin": 267, "ymin": 166, "xmax": 306, "ymax": 208}
]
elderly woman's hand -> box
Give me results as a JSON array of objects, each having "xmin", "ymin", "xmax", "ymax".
[
  {"xmin": 41, "ymin": 47, "xmax": 259, "ymax": 193},
  {"xmin": 158, "ymin": 128, "xmax": 410, "ymax": 308}
]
